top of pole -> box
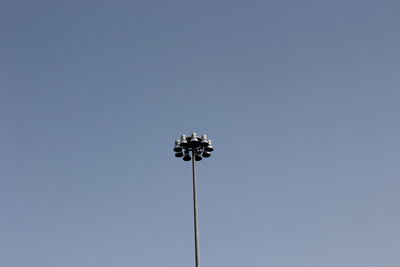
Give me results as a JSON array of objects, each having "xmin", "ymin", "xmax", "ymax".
[{"xmin": 173, "ymin": 133, "xmax": 214, "ymax": 162}]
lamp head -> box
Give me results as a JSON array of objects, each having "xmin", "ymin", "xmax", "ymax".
[
  {"xmin": 202, "ymin": 150, "xmax": 211, "ymax": 158},
  {"xmin": 194, "ymin": 150, "xmax": 203, "ymax": 161},
  {"xmin": 189, "ymin": 132, "xmax": 200, "ymax": 147},
  {"xmin": 174, "ymin": 133, "xmax": 213, "ymax": 161},
  {"xmin": 180, "ymin": 134, "xmax": 188, "ymax": 148},
  {"xmin": 175, "ymin": 151, "xmax": 183, "ymax": 157},
  {"xmin": 205, "ymin": 139, "xmax": 214, "ymax": 152},
  {"xmin": 173, "ymin": 140, "xmax": 182, "ymax": 152},
  {"xmin": 200, "ymin": 134, "xmax": 209, "ymax": 147},
  {"xmin": 182, "ymin": 149, "xmax": 191, "ymax": 161}
]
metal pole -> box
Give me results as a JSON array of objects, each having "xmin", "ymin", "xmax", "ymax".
[{"xmin": 192, "ymin": 150, "xmax": 200, "ymax": 267}]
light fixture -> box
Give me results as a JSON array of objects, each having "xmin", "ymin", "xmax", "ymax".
[{"xmin": 173, "ymin": 133, "xmax": 215, "ymax": 267}]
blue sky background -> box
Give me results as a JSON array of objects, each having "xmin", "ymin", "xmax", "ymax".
[{"xmin": 1, "ymin": 1, "xmax": 400, "ymax": 266}]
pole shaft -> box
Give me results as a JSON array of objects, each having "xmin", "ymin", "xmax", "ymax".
[{"xmin": 192, "ymin": 151, "xmax": 200, "ymax": 267}]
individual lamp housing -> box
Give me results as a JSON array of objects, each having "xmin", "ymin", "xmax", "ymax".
[
  {"xmin": 195, "ymin": 154, "xmax": 202, "ymax": 161},
  {"xmin": 205, "ymin": 139, "xmax": 214, "ymax": 152},
  {"xmin": 173, "ymin": 140, "xmax": 182, "ymax": 152},
  {"xmin": 182, "ymin": 149, "xmax": 191, "ymax": 161},
  {"xmin": 180, "ymin": 135, "xmax": 188, "ymax": 148},
  {"xmin": 194, "ymin": 149, "xmax": 202, "ymax": 161},
  {"xmin": 174, "ymin": 133, "xmax": 214, "ymax": 161},
  {"xmin": 189, "ymin": 132, "xmax": 200, "ymax": 147},
  {"xmin": 200, "ymin": 134, "xmax": 209, "ymax": 147},
  {"xmin": 175, "ymin": 151, "xmax": 184, "ymax": 157},
  {"xmin": 202, "ymin": 150, "xmax": 211, "ymax": 158}
]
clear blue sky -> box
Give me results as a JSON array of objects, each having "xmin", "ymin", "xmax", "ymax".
[{"xmin": 1, "ymin": 1, "xmax": 400, "ymax": 266}]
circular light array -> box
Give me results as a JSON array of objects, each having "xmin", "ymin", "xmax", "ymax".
[{"xmin": 173, "ymin": 133, "xmax": 214, "ymax": 161}]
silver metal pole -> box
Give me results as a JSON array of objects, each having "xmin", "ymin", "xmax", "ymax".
[{"xmin": 192, "ymin": 151, "xmax": 200, "ymax": 267}]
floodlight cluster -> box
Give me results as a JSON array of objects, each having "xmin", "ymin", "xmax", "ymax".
[{"xmin": 173, "ymin": 133, "xmax": 214, "ymax": 161}]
